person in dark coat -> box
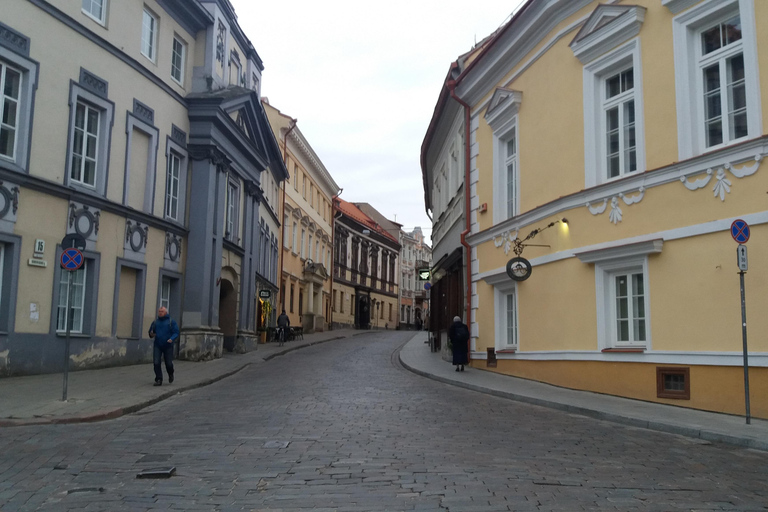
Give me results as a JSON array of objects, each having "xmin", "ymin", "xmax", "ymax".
[
  {"xmin": 448, "ymin": 315, "xmax": 469, "ymax": 372},
  {"xmin": 148, "ymin": 307, "xmax": 179, "ymax": 386}
]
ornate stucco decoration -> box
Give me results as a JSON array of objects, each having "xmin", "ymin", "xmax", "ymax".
[
  {"xmin": 0, "ymin": 181, "xmax": 20, "ymax": 219},
  {"xmin": 68, "ymin": 202, "xmax": 100, "ymax": 238},
  {"xmin": 165, "ymin": 232, "xmax": 182, "ymax": 262},
  {"xmin": 586, "ymin": 187, "xmax": 645, "ymax": 225},
  {"xmin": 125, "ymin": 220, "xmax": 148, "ymax": 253},
  {"xmin": 215, "ymin": 22, "xmax": 226, "ymax": 65},
  {"xmin": 680, "ymin": 154, "xmax": 763, "ymax": 202},
  {"xmin": 493, "ymin": 230, "xmax": 519, "ymax": 255}
]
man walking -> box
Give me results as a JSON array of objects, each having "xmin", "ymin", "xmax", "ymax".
[{"xmin": 149, "ymin": 306, "xmax": 179, "ymax": 386}]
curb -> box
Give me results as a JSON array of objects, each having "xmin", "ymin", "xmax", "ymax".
[{"xmin": 398, "ymin": 351, "xmax": 768, "ymax": 452}]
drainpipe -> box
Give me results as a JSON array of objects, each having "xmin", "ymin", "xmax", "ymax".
[
  {"xmin": 328, "ymin": 189, "xmax": 343, "ymax": 330},
  {"xmin": 448, "ymin": 79, "xmax": 472, "ymax": 361},
  {"xmin": 279, "ymin": 118, "xmax": 297, "ymax": 314}
]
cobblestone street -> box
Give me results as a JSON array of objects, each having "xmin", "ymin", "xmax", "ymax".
[{"xmin": 1, "ymin": 331, "xmax": 767, "ymax": 511}]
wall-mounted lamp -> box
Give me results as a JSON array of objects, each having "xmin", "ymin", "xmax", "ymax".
[{"xmin": 561, "ymin": 218, "xmax": 569, "ymax": 224}]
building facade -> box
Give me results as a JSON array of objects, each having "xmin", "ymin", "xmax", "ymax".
[
  {"xmin": 332, "ymin": 199, "xmax": 400, "ymax": 330},
  {"xmin": 0, "ymin": 0, "xmax": 286, "ymax": 376},
  {"xmin": 398, "ymin": 228, "xmax": 431, "ymax": 330},
  {"xmin": 264, "ymin": 100, "xmax": 339, "ymax": 333},
  {"xmin": 424, "ymin": 0, "xmax": 768, "ymax": 418}
]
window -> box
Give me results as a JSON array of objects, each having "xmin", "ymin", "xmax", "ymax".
[
  {"xmin": 503, "ymin": 129, "xmax": 518, "ymax": 218},
  {"xmin": 290, "ymin": 284, "xmax": 294, "ymax": 313},
  {"xmin": 82, "ymin": 0, "xmax": 106, "ymax": 24},
  {"xmin": 332, "ymin": 290, "xmax": 337, "ymax": 312},
  {"xmin": 300, "ymin": 228, "xmax": 306, "ymax": 258},
  {"xmin": 171, "ymin": 36, "xmax": 186, "ymax": 86},
  {"xmin": 700, "ymin": 16, "xmax": 746, "ymax": 148},
  {"xmin": 485, "ymin": 89, "xmax": 522, "ymax": 224},
  {"xmin": 141, "ymin": 8, "xmax": 158, "ymax": 62},
  {"xmin": 57, "ymin": 264, "xmax": 87, "ymax": 333},
  {"xmin": 229, "ymin": 56, "xmax": 241, "ymax": 87},
  {"xmin": 315, "ymin": 240, "xmax": 319, "ymax": 263},
  {"xmin": 293, "ymin": 165, "xmax": 298, "ymax": 190},
  {"xmin": 308, "ymin": 234, "xmax": 313, "ymax": 260},
  {"xmin": 310, "ymin": 184, "xmax": 315, "ymax": 208},
  {"xmin": 657, "ymin": 367, "xmax": 690, "ymax": 400},
  {"xmin": 0, "ymin": 63, "xmax": 21, "ymax": 161},
  {"xmin": 292, "ymin": 221, "xmax": 298, "ymax": 253},
  {"xmin": 671, "ymin": 0, "xmax": 760, "ymax": 159},
  {"xmin": 302, "ymin": 175, "xmax": 307, "ymax": 199},
  {"xmin": 164, "ymin": 153, "xmax": 180, "ymax": 220},
  {"xmin": 506, "ymin": 292, "xmax": 518, "ymax": 348},
  {"xmin": 576, "ymin": 240, "xmax": 659, "ymax": 351},
  {"xmin": 225, "ymin": 181, "xmax": 239, "ymax": 242},
  {"xmin": 604, "ymin": 67, "xmax": 636, "ymax": 179},
  {"xmin": 70, "ymin": 102, "xmax": 99, "ymax": 188},
  {"xmin": 0, "ymin": 236, "xmax": 20, "ymax": 334},
  {"xmin": 582, "ymin": 40, "xmax": 645, "ymax": 188},
  {"xmin": 160, "ymin": 276, "xmax": 171, "ymax": 310},
  {"xmin": 283, "ymin": 213, "xmax": 290, "ymax": 246},
  {"xmin": 612, "ymin": 271, "xmax": 646, "ymax": 345}
]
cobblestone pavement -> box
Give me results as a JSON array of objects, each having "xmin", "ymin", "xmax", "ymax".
[{"xmin": 1, "ymin": 331, "xmax": 767, "ymax": 511}]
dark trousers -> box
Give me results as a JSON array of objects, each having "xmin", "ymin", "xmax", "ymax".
[{"xmin": 153, "ymin": 342, "xmax": 174, "ymax": 382}]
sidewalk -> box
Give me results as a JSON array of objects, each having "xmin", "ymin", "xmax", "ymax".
[
  {"xmin": 399, "ymin": 332, "xmax": 768, "ymax": 452},
  {"xmin": 0, "ymin": 329, "xmax": 364, "ymax": 427}
]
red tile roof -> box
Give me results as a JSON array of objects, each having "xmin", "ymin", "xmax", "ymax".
[{"xmin": 335, "ymin": 198, "xmax": 399, "ymax": 244}]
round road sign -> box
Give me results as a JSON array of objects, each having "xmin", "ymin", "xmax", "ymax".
[
  {"xmin": 731, "ymin": 219, "xmax": 750, "ymax": 244},
  {"xmin": 60, "ymin": 247, "xmax": 84, "ymax": 271}
]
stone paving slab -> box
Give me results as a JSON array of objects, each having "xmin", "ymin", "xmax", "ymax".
[
  {"xmin": 0, "ymin": 329, "xmax": 366, "ymax": 426},
  {"xmin": 399, "ymin": 331, "xmax": 768, "ymax": 452}
]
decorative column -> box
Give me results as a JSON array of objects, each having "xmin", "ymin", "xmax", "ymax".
[
  {"xmin": 235, "ymin": 180, "xmax": 261, "ymax": 353},
  {"xmin": 179, "ymin": 145, "xmax": 228, "ymax": 361}
]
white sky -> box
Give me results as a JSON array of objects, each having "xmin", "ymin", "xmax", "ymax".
[{"xmin": 231, "ymin": 0, "xmax": 526, "ymax": 241}]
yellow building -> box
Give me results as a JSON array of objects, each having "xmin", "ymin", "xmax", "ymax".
[
  {"xmin": 263, "ymin": 101, "xmax": 340, "ymax": 333},
  {"xmin": 0, "ymin": 0, "xmax": 286, "ymax": 375},
  {"xmin": 423, "ymin": 0, "xmax": 768, "ymax": 417}
]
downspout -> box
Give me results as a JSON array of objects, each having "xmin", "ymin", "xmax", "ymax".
[
  {"xmin": 279, "ymin": 118, "xmax": 297, "ymax": 312},
  {"xmin": 328, "ymin": 189, "xmax": 343, "ymax": 330},
  {"xmin": 447, "ymin": 79, "xmax": 472, "ymax": 358}
]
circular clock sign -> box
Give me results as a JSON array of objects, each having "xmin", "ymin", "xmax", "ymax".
[{"xmin": 506, "ymin": 257, "xmax": 532, "ymax": 282}]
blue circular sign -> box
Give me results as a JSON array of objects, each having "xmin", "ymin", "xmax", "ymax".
[
  {"xmin": 60, "ymin": 247, "xmax": 84, "ymax": 271},
  {"xmin": 424, "ymin": 283, "xmax": 431, "ymax": 290},
  {"xmin": 731, "ymin": 219, "xmax": 750, "ymax": 244}
]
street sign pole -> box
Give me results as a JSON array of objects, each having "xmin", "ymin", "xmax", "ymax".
[
  {"xmin": 62, "ymin": 270, "xmax": 73, "ymax": 402},
  {"xmin": 739, "ymin": 269, "xmax": 750, "ymax": 424},
  {"xmin": 731, "ymin": 219, "xmax": 751, "ymax": 425}
]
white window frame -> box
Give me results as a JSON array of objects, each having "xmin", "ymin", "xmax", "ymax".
[
  {"xmin": 65, "ymin": 83, "xmax": 113, "ymax": 195},
  {"xmin": 141, "ymin": 8, "xmax": 158, "ymax": 62},
  {"xmin": 301, "ymin": 228, "xmax": 306, "ymax": 259},
  {"xmin": 82, "ymin": 0, "xmax": 107, "ymax": 25},
  {"xmin": 292, "ymin": 221, "xmax": 298, "ymax": 254},
  {"xmin": 492, "ymin": 119, "xmax": 520, "ymax": 223},
  {"xmin": 596, "ymin": 258, "xmax": 650, "ymax": 350},
  {"xmin": 308, "ymin": 233, "xmax": 313, "ymax": 261},
  {"xmin": 225, "ymin": 180, "xmax": 239, "ymax": 242},
  {"xmin": 70, "ymin": 101, "xmax": 100, "ymax": 189},
  {"xmin": 56, "ymin": 263, "xmax": 88, "ymax": 334},
  {"xmin": 671, "ymin": 0, "xmax": 761, "ymax": 160},
  {"xmin": 490, "ymin": 278, "xmax": 519, "ymax": 352},
  {"xmin": 0, "ymin": 47, "xmax": 38, "ymax": 174},
  {"xmin": 576, "ymin": 239, "xmax": 661, "ymax": 351},
  {"xmin": 165, "ymin": 151, "xmax": 181, "ymax": 221},
  {"xmin": 160, "ymin": 276, "xmax": 171, "ymax": 310},
  {"xmin": 583, "ymin": 39, "xmax": 646, "ymax": 188},
  {"xmin": 170, "ymin": 35, "xmax": 186, "ymax": 86},
  {"xmin": 0, "ymin": 62, "xmax": 21, "ymax": 163}
]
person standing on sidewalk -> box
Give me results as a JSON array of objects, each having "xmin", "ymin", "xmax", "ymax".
[
  {"xmin": 449, "ymin": 315, "xmax": 469, "ymax": 372},
  {"xmin": 149, "ymin": 307, "xmax": 179, "ymax": 386}
]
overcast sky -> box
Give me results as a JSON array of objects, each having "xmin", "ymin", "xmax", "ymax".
[{"xmin": 231, "ymin": 0, "xmax": 526, "ymax": 242}]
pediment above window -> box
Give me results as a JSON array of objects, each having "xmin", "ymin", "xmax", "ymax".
[
  {"xmin": 575, "ymin": 238, "xmax": 663, "ymax": 264},
  {"xmin": 484, "ymin": 88, "xmax": 522, "ymax": 131},
  {"xmin": 570, "ymin": 5, "xmax": 646, "ymax": 64},
  {"xmin": 661, "ymin": 0, "xmax": 701, "ymax": 15}
]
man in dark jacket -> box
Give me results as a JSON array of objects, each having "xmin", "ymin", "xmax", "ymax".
[
  {"xmin": 448, "ymin": 315, "xmax": 469, "ymax": 372},
  {"xmin": 149, "ymin": 307, "xmax": 179, "ymax": 386},
  {"xmin": 276, "ymin": 309, "xmax": 290, "ymax": 345}
]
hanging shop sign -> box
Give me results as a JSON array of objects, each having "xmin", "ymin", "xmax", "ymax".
[{"xmin": 506, "ymin": 257, "xmax": 532, "ymax": 281}]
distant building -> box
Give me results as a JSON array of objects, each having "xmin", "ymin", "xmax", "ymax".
[
  {"xmin": 263, "ymin": 101, "xmax": 340, "ymax": 333},
  {"xmin": 332, "ymin": 199, "xmax": 400, "ymax": 329},
  {"xmin": 398, "ymin": 228, "xmax": 432, "ymax": 330}
]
